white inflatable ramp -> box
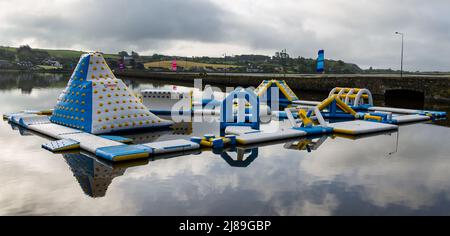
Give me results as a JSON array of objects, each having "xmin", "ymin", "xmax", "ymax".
[
  {"xmin": 95, "ymin": 144, "xmax": 151, "ymax": 162},
  {"xmin": 141, "ymin": 89, "xmax": 193, "ymax": 115},
  {"xmin": 42, "ymin": 139, "xmax": 80, "ymax": 152},
  {"xmin": 228, "ymin": 128, "xmax": 307, "ymax": 145},
  {"xmin": 393, "ymin": 114, "xmax": 430, "ymax": 124},
  {"xmin": 369, "ymin": 107, "xmax": 446, "ymax": 118},
  {"xmin": 225, "ymin": 126, "xmax": 262, "ymax": 135},
  {"xmin": 328, "ymin": 120, "xmax": 398, "ymax": 135},
  {"xmin": 59, "ymin": 132, "xmax": 123, "ymax": 153},
  {"xmin": 142, "ymin": 139, "xmax": 200, "ymax": 154},
  {"xmin": 27, "ymin": 123, "xmax": 83, "ymax": 139},
  {"xmin": 369, "ymin": 106, "xmax": 423, "ymax": 114}
]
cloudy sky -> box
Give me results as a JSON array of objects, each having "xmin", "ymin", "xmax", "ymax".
[{"xmin": 0, "ymin": 0, "xmax": 449, "ymax": 71}]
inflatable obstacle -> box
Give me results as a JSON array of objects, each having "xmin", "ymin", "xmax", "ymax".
[
  {"xmin": 327, "ymin": 120, "xmax": 398, "ymax": 135},
  {"xmin": 284, "ymin": 85, "xmax": 445, "ymax": 121},
  {"xmin": 219, "ymin": 86, "xmax": 332, "ymax": 145},
  {"xmin": 50, "ymin": 52, "xmax": 173, "ymax": 134},
  {"xmin": 6, "ymin": 112, "xmax": 201, "ymax": 161},
  {"xmin": 192, "ymin": 104, "xmax": 271, "ymax": 119},
  {"xmin": 220, "ymin": 87, "xmax": 260, "ymax": 136},
  {"xmin": 316, "ymin": 93, "xmax": 438, "ymax": 125},
  {"xmin": 255, "ymin": 80, "xmax": 299, "ymax": 104},
  {"xmin": 228, "ymin": 128, "xmax": 308, "ymax": 145},
  {"xmin": 221, "ymin": 87, "xmax": 330, "ymax": 145},
  {"xmin": 368, "ymin": 107, "xmax": 446, "ymax": 119},
  {"xmin": 285, "ymin": 96, "xmax": 399, "ymax": 135},
  {"xmin": 141, "ymin": 89, "xmax": 193, "ymax": 115},
  {"xmin": 328, "ymin": 87, "xmax": 373, "ymax": 109},
  {"xmin": 199, "ymin": 85, "xmax": 223, "ymax": 108},
  {"xmin": 141, "ymin": 88, "xmax": 272, "ymax": 118}
]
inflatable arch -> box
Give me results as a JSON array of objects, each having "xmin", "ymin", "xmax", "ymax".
[{"xmin": 328, "ymin": 87, "xmax": 373, "ymax": 108}]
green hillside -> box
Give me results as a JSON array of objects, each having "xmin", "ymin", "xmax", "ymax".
[
  {"xmin": 0, "ymin": 46, "xmax": 363, "ymax": 74},
  {"xmin": 0, "ymin": 46, "xmax": 120, "ymax": 70},
  {"xmin": 0, "ymin": 46, "xmax": 119, "ymax": 59}
]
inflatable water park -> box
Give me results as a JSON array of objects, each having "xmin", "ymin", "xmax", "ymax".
[{"xmin": 3, "ymin": 52, "xmax": 447, "ymax": 163}]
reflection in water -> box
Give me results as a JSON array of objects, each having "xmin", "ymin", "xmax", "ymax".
[
  {"xmin": 62, "ymin": 153, "xmax": 148, "ymax": 198},
  {"xmin": 284, "ymin": 136, "xmax": 329, "ymax": 152},
  {"xmin": 219, "ymin": 147, "xmax": 259, "ymax": 168},
  {"xmin": 55, "ymin": 128, "xmax": 401, "ymax": 200},
  {"xmin": 0, "ymin": 72, "xmax": 68, "ymax": 94},
  {"xmin": 59, "ymin": 146, "xmax": 262, "ymax": 197},
  {"xmin": 60, "ymin": 147, "xmax": 262, "ymax": 198}
]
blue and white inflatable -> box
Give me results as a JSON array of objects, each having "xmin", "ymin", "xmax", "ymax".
[{"xmin": 50, "ymin": 52, "xmax": 173, "ymax": 134}]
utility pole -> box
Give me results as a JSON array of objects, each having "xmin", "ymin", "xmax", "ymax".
[
  {"xmin": 281, "ymin": 49, "xmax": 287, "ymax": 78},
  {"xmin": 395, "ymin": 32, "xmax": 404, "ymax": 78}
]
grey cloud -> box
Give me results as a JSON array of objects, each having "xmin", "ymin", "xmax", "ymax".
[{"xmin": 2, "ymin": 0, "xmax": 231, "ymax": 52}]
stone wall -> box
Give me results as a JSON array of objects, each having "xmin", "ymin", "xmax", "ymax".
[{"xmin": 115, "ymin": 71, "xmax": 450, "ymax": 103}]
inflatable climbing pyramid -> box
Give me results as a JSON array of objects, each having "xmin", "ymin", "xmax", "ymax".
[{"xmin": 50, "ymin": 52, "xmax": 173, "ymax": 134}]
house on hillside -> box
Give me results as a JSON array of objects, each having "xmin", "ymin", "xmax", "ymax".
[
  {"xmin": 42, "ymin": 59, "xmax": 62, "ymax": 67},
  {"xmin": 246, "ymin": 64, "xmax": 263, "ymax": 73}
]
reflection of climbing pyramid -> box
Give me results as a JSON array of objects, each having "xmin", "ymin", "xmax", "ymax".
[
  {"xmin": 63, "ymin": 153, "xmax": 126, "ymax": 198},
  {"xmin": 50, "ymin": 52, "xmax": 173, "ymax": 134}
]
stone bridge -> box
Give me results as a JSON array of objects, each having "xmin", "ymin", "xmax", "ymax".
[{"xmin": 116, "ymin": 71, "xmax": 450, "ymax": 103}]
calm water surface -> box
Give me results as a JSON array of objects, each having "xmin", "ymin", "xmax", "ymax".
[{"xmin": 0, "ymin": 72, "xmax": 449, "ymax": 216}]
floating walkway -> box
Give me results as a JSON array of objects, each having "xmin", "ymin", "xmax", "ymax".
[
  {"xmin": 225, "ymin": 127, "xmax": 308, "ymax": 145},
  {"xmin": 7, "ymin": 112, "xmax": 199, "ymax": 161}
]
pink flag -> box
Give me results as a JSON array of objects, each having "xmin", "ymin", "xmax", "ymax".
[{"xmin": 172, "ymin": 59, "xmax": 177, "ymax": 71}]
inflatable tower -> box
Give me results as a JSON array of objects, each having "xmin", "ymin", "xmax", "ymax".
[{"xmin": 50, "ymin": 52, "xmax": 173, "ymax": 134}]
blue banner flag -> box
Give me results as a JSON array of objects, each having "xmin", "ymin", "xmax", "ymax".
[{"xmin": 316, "ymin": 50, "xmax": 325, "ymax": 73}]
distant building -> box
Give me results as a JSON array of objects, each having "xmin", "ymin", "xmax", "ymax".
[
  {"xmin": 246, "ymin": 63, "xmax": 263, "ymax": 73},
  {"xmin": 42, "ymin": 59, "xmax": 62, "ymax": 67}
]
